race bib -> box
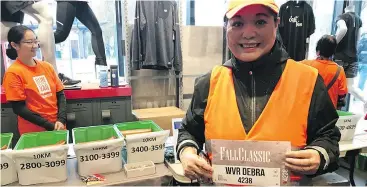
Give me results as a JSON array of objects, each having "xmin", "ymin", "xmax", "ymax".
[{"xmin": 210, "ymin": 140, "xmax": 291, "ymax": 186}]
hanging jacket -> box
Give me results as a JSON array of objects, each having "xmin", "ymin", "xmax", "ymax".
[
  {"xmin": 177, "ymin": 40, "xmax": 341, "ymax": 177},
  {"xmin": 130, "ymin": 1, "xmax": 182, "ymax": 72}
]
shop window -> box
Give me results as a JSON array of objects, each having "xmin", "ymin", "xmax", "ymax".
[
  {"xmin": 17, "ymin": 0, "xmax": 119, "ymax": 81},
  {"xmin": 70, "ymin": 40, "xmax": 80, "ymax": 59},
  {"xmin": 349, "ymin": 1, "xmax": 367, "ymax": 113}
]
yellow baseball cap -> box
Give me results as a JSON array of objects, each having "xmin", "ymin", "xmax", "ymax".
[{"xmin": 226, "ymin": 0, "xmax": 279, "ymax": 19}]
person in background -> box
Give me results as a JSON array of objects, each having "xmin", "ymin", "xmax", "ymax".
[
  {"xmin": 3, "ymin": 25, "xmax": 67, "ymax": 135},
  {"xmin": 177, "ymin": 0, "xmax": 340, "ymax": 183},
  {"xmin": 301, "ymin": 35, "xmax": 348, "ymax": 109},
  {"xmin": 357, "ymin": 32, "xmax": 367, "ymax": 92}
]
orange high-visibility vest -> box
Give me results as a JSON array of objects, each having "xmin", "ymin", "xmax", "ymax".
[{"xmin": 204, "ymin": 59, "xmax": 318, "ymax": 148}]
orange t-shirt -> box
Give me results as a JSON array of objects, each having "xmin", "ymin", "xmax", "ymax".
[
  {"xmin": 3, "ymin": 59, "xmax": 64, "ymax": 135},
  {"xmin": 301, "ymin": 59, "xmax": 348, "ymax": 108}
]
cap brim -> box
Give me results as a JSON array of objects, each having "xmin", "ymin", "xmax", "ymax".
[{"xmin": 226, "ymin": 3, "xmax": 279, "ymax": 19}]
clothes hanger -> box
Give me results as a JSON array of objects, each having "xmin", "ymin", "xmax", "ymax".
[
  {"xmin": 344, "ymin": 4, "xmax": 355, "ymax": 13},
  {"xmin": 293, "ymin": 0, "xmax": 301, "ymax": 6},
  {"xmin": 290, "ymin": 0, "xmax": 302, "ymax": 5}
]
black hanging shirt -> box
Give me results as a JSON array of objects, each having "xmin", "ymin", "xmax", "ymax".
[{"xmin": 279, "ymin": 1, "xmax": 315, "ymax": 61}]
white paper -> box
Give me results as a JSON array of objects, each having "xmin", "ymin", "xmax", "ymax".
[
  {"xmin": 125, "ymin": 130, "xmax": 169, "ymax": 164},
  {"xmin": 165, "ymin": 136, "xmax": 174, "ymax": 147},
  {"xmin": 213, "ymin": 165, "xmax": 281, "ymax": 186},
  {"xmin": 73, "ymin": 138, "xmax": 124, "ymax": 176},
  {"xmin": 336, "ymin": 114, "xmax": 362, "ymax": 141},
  {"xmin": 210, "ymin": 140, "xmax": 291, "ymax": 186},
  {"xmin": 67, "ymin": 144, "xmax": 76, "ymax": 159},
  {"xmin": 1, "ymin": 150, "xmax": 18, "ymax": 185},
  {"xmin": 12, "ymin": 145, "xmax": 69, "ymax": 185}
]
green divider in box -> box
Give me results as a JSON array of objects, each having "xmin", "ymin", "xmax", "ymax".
[
  {"xmin": 337, "ymin": 110, "xmax": 354, "ymax": 116},
  {"xmin": 73, "ymin": 125, "xmax": 121, "ymax": 144},
  {"xmin": 1, "ymin": 133, "xmax": 14, "ymax": 149},
  {"xmin": 114, "ymin": 120, "xmax": 163, "ymax": 136},
  {"xmin": 15, "ymin": 131, "xmax": 68, "ymax": 150}
]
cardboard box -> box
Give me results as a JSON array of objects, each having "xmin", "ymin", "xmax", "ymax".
[{"xmin": 132, "ymin": 107, "xmax": 186, "ymax": 135}]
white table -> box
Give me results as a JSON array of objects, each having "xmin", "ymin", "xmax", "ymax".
[
  {"xmin": 339, "ymin": 133, "xmax": 367, "ymax": 157},
  {"xmin": 338, "ymin": 119, "xmax": 367, "ymax": 186},
  {"xmin": 9, "ymin": 158, "xmax": 172, "ymax": 186}
]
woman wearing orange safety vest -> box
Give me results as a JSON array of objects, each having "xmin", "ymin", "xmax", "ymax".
[{"xmin": 177, "ymin": 0, "xmax": 341, "ymax": 184}]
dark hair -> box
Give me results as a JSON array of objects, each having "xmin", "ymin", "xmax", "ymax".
[
  {"xmin": 6, "ymin": 25, "xmax": 34, "ymax": 60},
  {"xmin": 316, "ymin": 35, "xmax": 337, "ymax": 58}
]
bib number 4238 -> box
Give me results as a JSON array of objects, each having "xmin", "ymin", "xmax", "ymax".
[{"xmin": 238, "ymin": 177, "xmax": 253, "ymax": 184}]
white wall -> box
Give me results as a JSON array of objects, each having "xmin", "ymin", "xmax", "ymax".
[
  {"xmin": 307, "ymin": 0, "xmax": 335, "ymax": 59},
  {"xmin": 275, "ymin": 0, "xmax": 289, "ymax": 7},
  {"xmin": 194, "ymin": 0, "xmax": 226, "ymax": 26}
]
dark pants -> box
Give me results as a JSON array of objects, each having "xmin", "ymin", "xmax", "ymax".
[
  {"xmin": 54, "ymin": 1, "xmax": 107, "ymax": 66},
  {"xmin": 334, "ymin": 59, "xmax": 358, "ymax": 78}
]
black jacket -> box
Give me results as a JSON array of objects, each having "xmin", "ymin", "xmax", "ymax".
[
  {"xmin": 177, "ymin": 40, "xmax": 341, "ymax": 176},
  {"xmin": 130, "ymin": 1, "xmax": 182, "ymax": 72}
]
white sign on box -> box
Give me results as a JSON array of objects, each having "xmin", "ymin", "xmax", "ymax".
[
  {"xmin": 125, "ymin": 130, "xmax": 170, "ymax": 164},
  {"xmin": 336, "ymin": 113, "xmax": 362, "ymax": 141},
  {"xmin": 12, "ymin": 145, "xmax": 69, "ymax": 185},
  {"xmin": 73, "ymin": 138, "xmax": 124, "ymax": 176},
  {"xmin": 1, "ymin": 150, "xmax": 18, "ymax": 185},
  {"xmin": 210, "ymin": 140, "xmax": 291, "ymax": 186}
]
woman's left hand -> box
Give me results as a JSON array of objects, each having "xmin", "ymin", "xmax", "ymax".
[
  {"xmin": 285, "ymin": 149, "xmax": 320, "ymax": 175},
  {"xmin": 54, "ymin": 121, "xmax": 66, "ymax": 130}
]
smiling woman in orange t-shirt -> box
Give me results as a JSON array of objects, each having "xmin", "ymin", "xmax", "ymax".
[{"xmin": 3, "ymin": 25, "xmax": 66, "ymax": 135}]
